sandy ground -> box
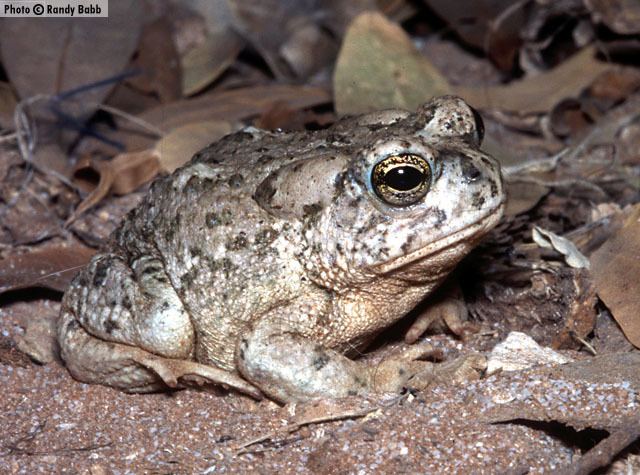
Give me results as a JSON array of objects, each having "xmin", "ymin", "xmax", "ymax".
[{"xmin": 1, "ymin": 297, "xmax": 639, "ymax": 474}]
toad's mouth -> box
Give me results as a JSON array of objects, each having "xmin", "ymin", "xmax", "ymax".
[{"xmin": 373, "ymin": 200, "xmax": 506, "ymax": 275}]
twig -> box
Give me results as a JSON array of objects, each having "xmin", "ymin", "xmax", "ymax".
[
  {"xmin": 571, "ymin": 332, "xmax": 597, "ymax": 356},
  {"xmin": 234, "ymin": 406, "xmax": 378, "ymax": 455},
  {"xmin": 234, "ymin": 395, "xmax": 406, "ymax": 455},
  {"xmin": 555, "ymin": 423, "xmax": 640, "ymax": 475}
]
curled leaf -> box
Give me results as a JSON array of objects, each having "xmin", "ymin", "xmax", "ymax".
[
  {"xmin": 67, "ymin": 149, "xmax": 160, "ymax": 225},
  {"xmin": 532, "ymin": 226, "xmax": 590, "ymax": 269}
]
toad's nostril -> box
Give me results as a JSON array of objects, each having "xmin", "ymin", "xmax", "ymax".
[{"xmin": 461, "ymin": 161, "xmax": 482, "ymax": 182}]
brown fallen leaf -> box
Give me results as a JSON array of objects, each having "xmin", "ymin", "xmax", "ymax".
[
  {"xmin": 155, "ymin": 120, "xmax": 234, "ymax": 173},
  {"xmin": 456, "ymin": 46, "xmax": 612, "ymax": 113},
  {"xmin": 0, "ymin": 240, "xmax": 95, "ymax": 294},
  {"xmin": 0, "ymin": 4, "xmax": 144, "ymax": 109},
  {"xmin": 0, "ymin": 81, "xmax": 18, "ymax": 130},
  {"xmin": 119, "ymin": 84, "xmax": 330, "ymax": 152},
  {"xmin": 334, "ymin": 12, "xmax": 450, "ymax": 115},
  {"xmin": 552, "ymin": 269, "xmax": 598, "ymax": 349},
  {"xmin": 181, "ymin": 29, "xmax": 245, "ymax": 96},
  {"xmin": 423, "ymin": 0, "xmax": 525, "ymax": 71},
  {"xmin": 503, "ymin": 180, "xmax": 549, "ymax": 216},
  {"xmin": 127, "ymin": 17, "xmax": 182, "ymax": 103},
  {"xmin": 590, "ymin": 204, "xmax": 640, "ymax": 348},
  {"xmin": 67, "ymin": 149, "xmax": 160, "ymax": 225},
  {"xmin": 334, "ymin": 13, "xmax": 612, "ymax": 115}
]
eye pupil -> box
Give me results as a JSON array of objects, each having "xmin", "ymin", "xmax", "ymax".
[{"xmin": 385, "ymin": 166, "xmax": 424, "ymax": 191}]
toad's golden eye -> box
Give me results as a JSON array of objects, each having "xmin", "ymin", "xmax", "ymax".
[{"xmin": 371, "ymin": 154, "xmax": 432, "ymax": 206}]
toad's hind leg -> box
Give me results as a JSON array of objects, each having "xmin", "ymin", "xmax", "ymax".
[{"xmin": 58, "ymin": 253, "xmax": 261, "ymax": 398}]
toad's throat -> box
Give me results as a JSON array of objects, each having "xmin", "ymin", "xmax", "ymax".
[{"xmin": 373, "ymin": 202, "xmax": 505, "ymax": 275}]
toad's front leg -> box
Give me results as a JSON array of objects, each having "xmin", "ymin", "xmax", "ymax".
[{"xmin": 235, "ymin": 311, "xmax": 461, "ymax": 403}]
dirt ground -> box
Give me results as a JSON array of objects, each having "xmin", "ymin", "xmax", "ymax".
[{"xmin": 1, "ymin": 294, "xmax": 639, "ymax": 474}]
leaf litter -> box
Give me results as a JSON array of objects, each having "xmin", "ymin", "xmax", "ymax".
[{"xmin": 1, "ymin": 1, "xmax": 640, "ymax": 473}]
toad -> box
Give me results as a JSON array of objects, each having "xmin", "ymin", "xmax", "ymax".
[{"xmin": 58, "ymin": 96, "xmax": 505, "ymax": 402}]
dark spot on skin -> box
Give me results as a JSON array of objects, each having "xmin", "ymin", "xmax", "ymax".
[
  {"xmin": 348, "ymin": 196, "xmax": 361, "ymax": 208},
  {"xmin": 164, "ymin": 221, "xmax": 176, "ymax": 241},
  {"xmin": 161, "ymin": 301, "xmax": 170, "ymax": 311},
  {"xmin": 420, "ymin": 105, "xmax": 436, "ymax": 126},
  {"xmin": 181, "ymin": 268, "xmax": 197, "ymax": 287},
  {"xmin": 92, "ymin": 259, "xmax": 109, "ymax": 287},
  {"xmin": 401, "ymin": 234, "xmax": 416, "ymax": 254},
  {"xmin": 207, "ymin": 258, "xmax": 235, "ymax": 277},
  {"xmin": 461, "ymin": 160, "xmax": 482, "ymax": 183},
  {"xmin": 348, "ymin": 389, "xmax": 358, "ymax": 396},
  {"xmin": 227, "ymin": 173, "xmax": 244, "ymax": 188},
  {"xmin": 66, "ymin": 319, "xmax": 80, "ymax": 331},
  {"xmin": 190, "ymin": 247, "xmax": 202, "ymax": 257},
  {"xmin": 207, "ymin": 209, "xmax": 234, "ymax": 228},
  {"xmin": 479, "ymin": 156, "xmax": 493, "ymax": 167},
  {"xmin": 141, "ymin": 264, "xmax": 164, "ymax": 276},
  {"xmin": 489, "ymin": 179, "xmax": 498, "ymax": 197},
  {"xmin": 333, "ymin": 172, "xmax": 345, "ymax": 195},
  {"xmin": 76, "ymin": 272, "xmax": 89, "ymax": 287},
  {"xmin": 255, "ymin": 227, "xmax": 277, "ymax": 245},
  {"xmin": 312, "ymin": 350, "xmax": 331, "ymax": 370},
  {"xmin": 228, "ymin": 131, "xmax": 255, "ymax": 143},
  {"xmin": 400, "ymin": 140, "xmax": 411, "ymax": 149},
  {"xmin": 253, "ymin": 176, "xmax": 277, "ymax": 205},
  {"xmin": 183, "ymin": 174, "xmax": 215, "ymax": 193},
  {"xmin": 205, "ymin": 212, "xmax": 219, "ymax": 228},
  {"xmin": 122, "ymin": 295, "xmax": 132, "ymax": 310},
  {"xmin": 302, "ymin": 202, "xmax": 323, "ymax": 221},
  {"xmin": 425, "ymin": 207, "xmax": 447, "ymax": 227},
  {"xmin": 226, "ymin": 232, "xmax": 248, "ymax": 251},
  {"xmin": 398, "ymin": 368, "xmax": 406, "ymax": 376},
  {"xmin": 471, "ymin": 191, "xmax": 485, "ymax": 208},
  {"xmin": 354, "ymin": 375, "xmax": 367, "ymax": 388},
  {"xmin": 104, "ymin": 318, "xmax": 120, "ymax": 334}
]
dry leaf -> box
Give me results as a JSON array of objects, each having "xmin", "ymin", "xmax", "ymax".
[
  {"xmin": 67, "ymin": 149, "xmax": 160, "ymax": 225},
  {"xmin": 455, "ymin": 47, "xmax": 612, "ymax": 113},
  {"xmin": 127, "ymin": 17, "xmax": 182, "ymax": 102},
  {"xmin": 0, "ymin": 4, "xmax": 144, "ymax": 108},
  {"xmin": 590, "ymin": 205, "xmax": 640, "ymax": 348},
  {"xmin": 423, "ymin": 0, "xmax": 525, "ymax": 71},
  {"xmin": 532, "ymin": 226, "xmax": 591, "ymax": 269},
  {"xmin": 155, "ymin": 121, "xmax": 234, "ymax": 172},
  {"xmin": 181, "ymin": 29, "xmax": 245, "ymax": 96},
  {"xmin": 334, "ymin": 12, "xmax": 450, "ymax": 115},
  {"xmin": 504, "ymin": 180, "xmax": 549, "ymax": 216},
  {"xmin": 0, "ymin": 240, "xmax": 95, "ymax": 294},
  {"xmin": 121, "ymin": 84, "xmax": 330, "ymax": 152},
  {"xmin": 0, "ymin": 81, "xmax": 17, "ymax": 130}
]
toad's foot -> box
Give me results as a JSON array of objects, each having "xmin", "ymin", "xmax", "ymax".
[
  {"xmin": 370, "ymin": 346, "xmax": 486, "ymax": 394},
  {"xmin": 58, "ymin": 311, "xmax": 262, "ymax": 398},
  {"xmin": 405, "ymin": 283, "xmax": 478, "ymax": 343},
  {"xmin": 406, "ymin": 352, "xmax": 487, "ymax": 390}
]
